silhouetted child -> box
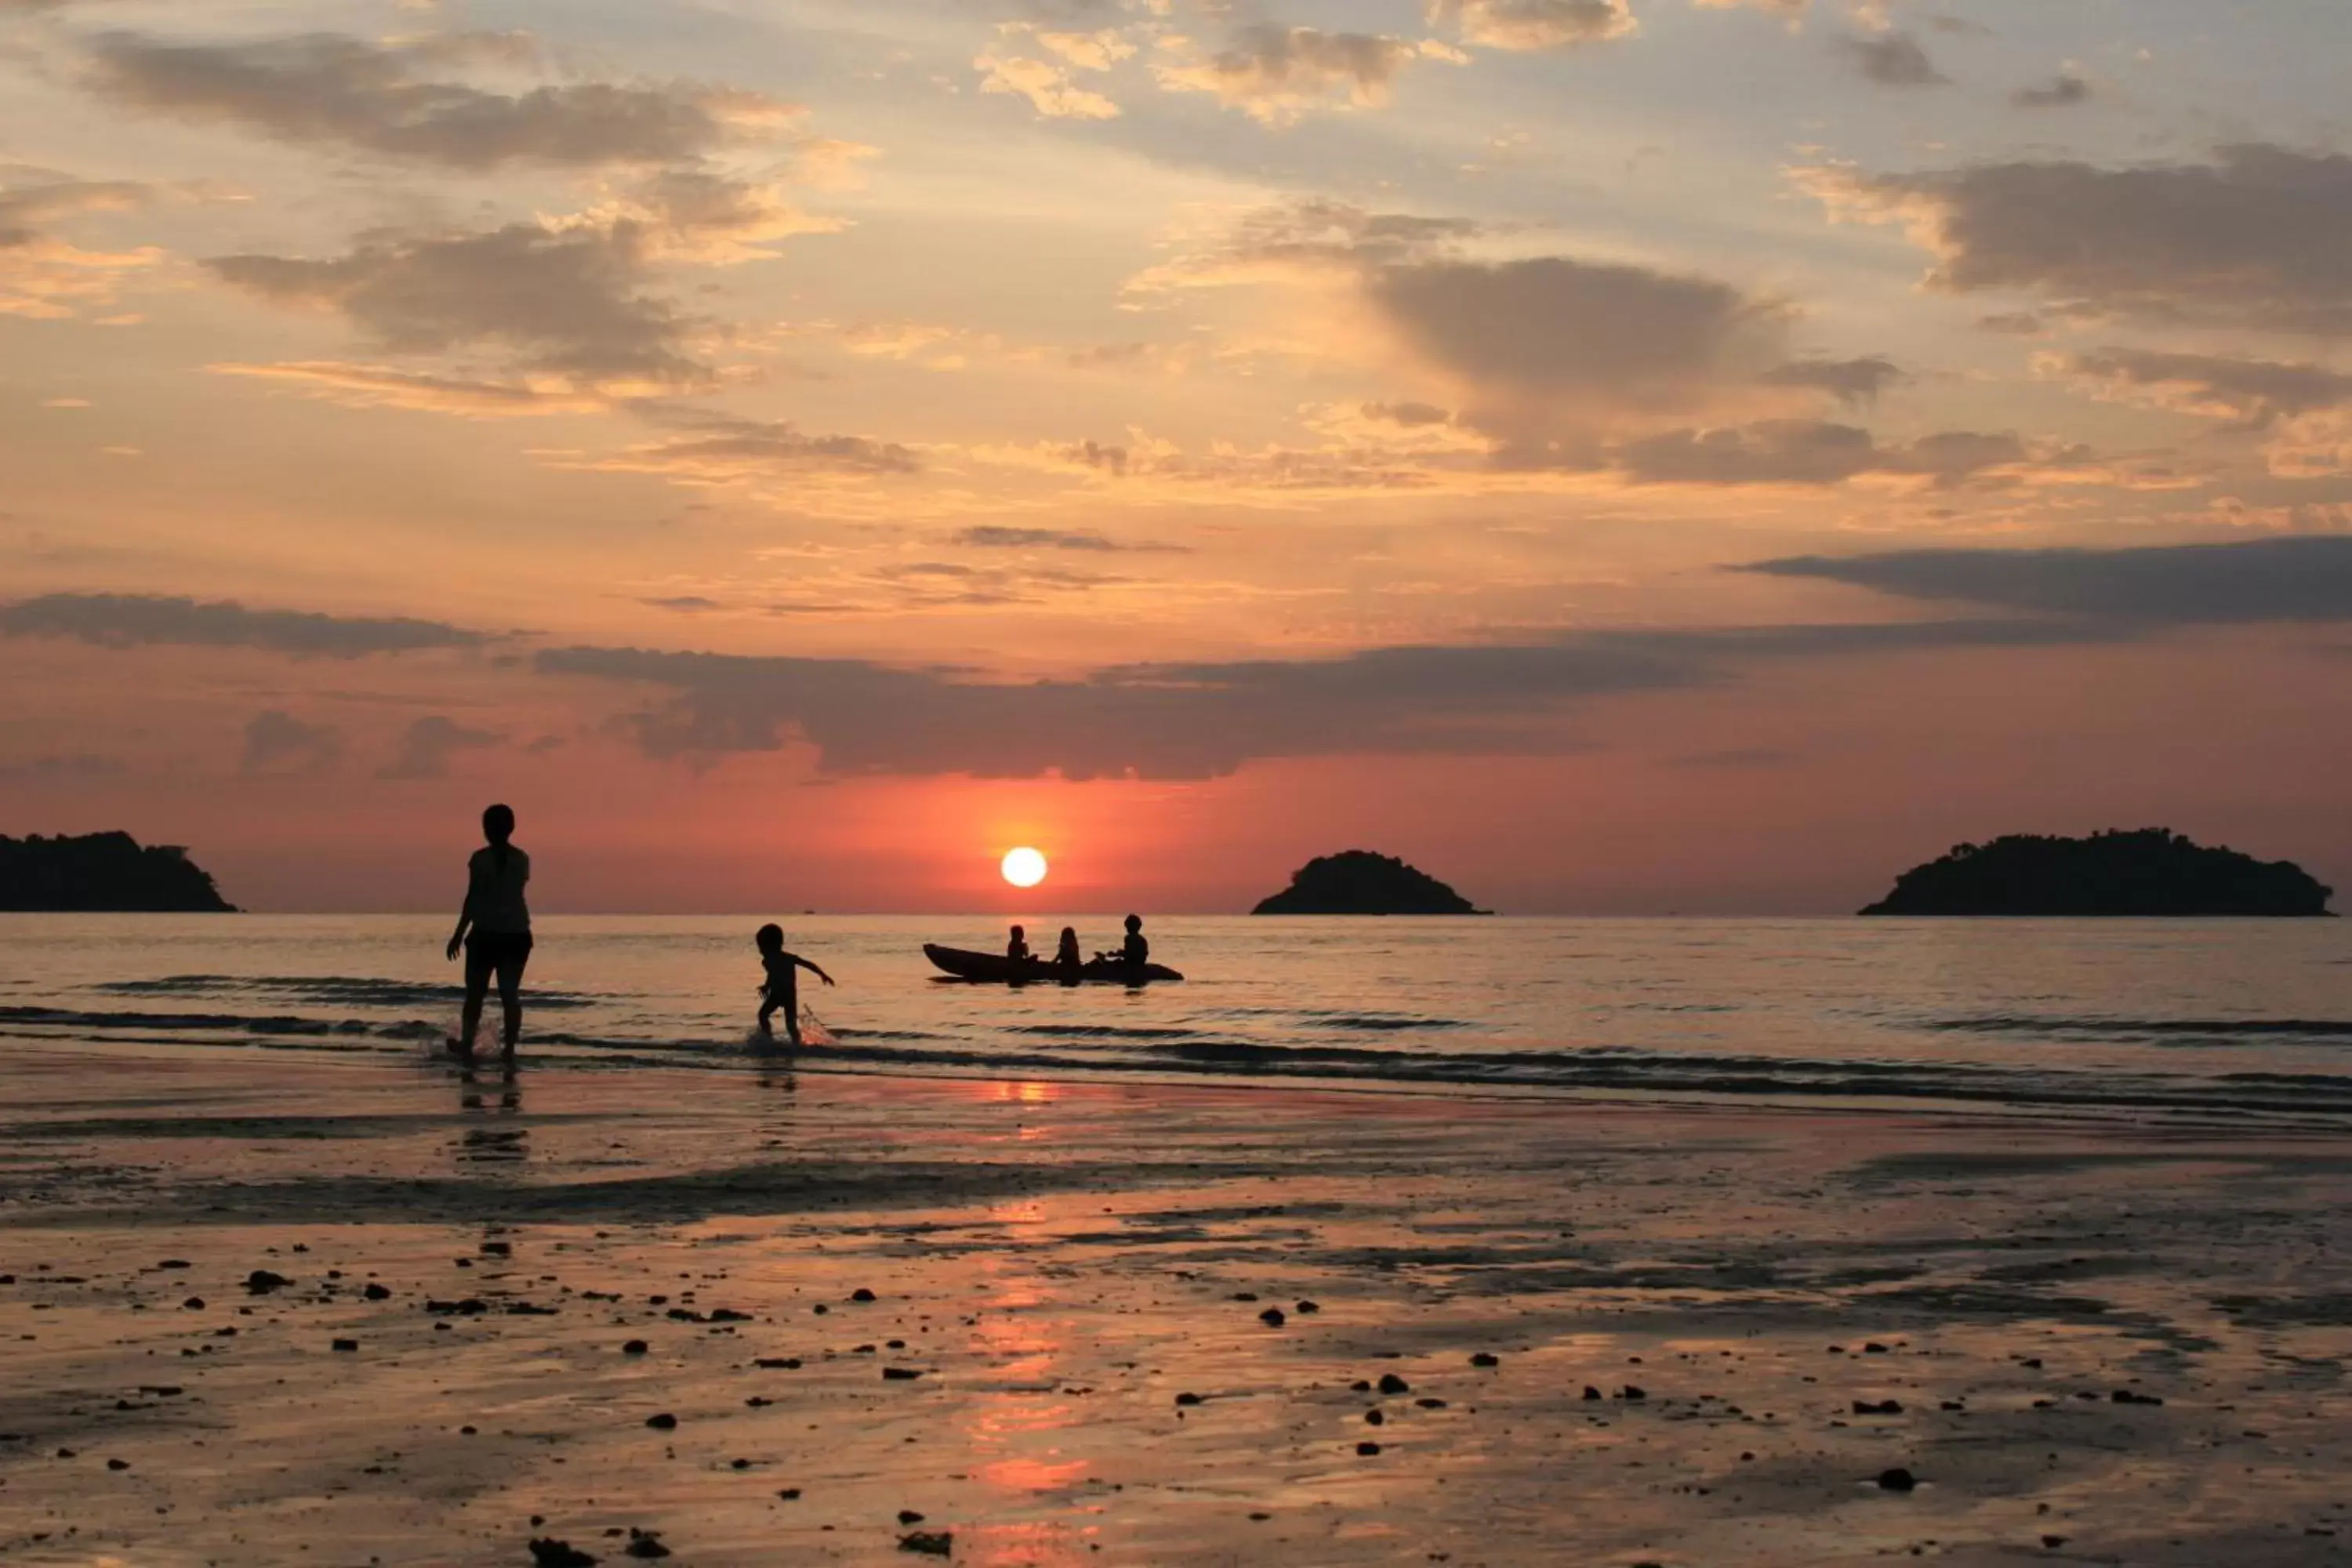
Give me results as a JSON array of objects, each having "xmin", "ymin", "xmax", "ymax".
[
  {"xmin": 1007, "ymin": 924, "xmax": 1032, "ymax": 963},
  {"xmin": 1098, "ymin": 913, "xmax": 1149, "ymax": 969},
  {"xmin": 754, "ymin": 923, "xmax": 835, "ymax": 1047},
  {"xmin": 1055, "ymin": 926, "xmax": 1081, "ymax": 971}
]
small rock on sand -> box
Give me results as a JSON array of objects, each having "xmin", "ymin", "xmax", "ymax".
[
  {"xmin": 1258, "ymin": 1308, "xmax": 1287, "ymax": 1327},
  {"xmin": 1356, "ymin": 1441, "xmax": 1382, "ymax": 1456},
  {"xmin": 898, "ymin": 1510, "xmax": 926, "ymax": 1525},
  {"xmin": 622, "ymin": 1341, "xmax": 648, "ymax": 1356},
  {"xmin": 622, "ymin": 1528, "xmax": 670, "ymax": 1559},
  {"xmin": 364, "ymin": 1283, "xmax": 392, "ymax": 1301},
  {"xmin": 245, "ymin": 1270, "xmax": 292, "ymax": 1294},
  {"xmin": 882, "ymin": 1367, "xmax": 924, "ymax": 1381},
  {"xmin": 528, "ymin": 1539, "xmax": 597, "ymax": 1566},
  {"xmin": 332, "ymin": 1338, "xmax": 359, "ymax": 1352},
  {"xmin": 1877, "ymin": 1468, "xmax": 1918, "ymax": 1493},
  {"xmin": 898, "ymin": 1530, "xmax": 953, "ymax": 1556},
  {"xmin": 851, "ymin": 1288, "xmax": 877, "ymax": 1302},
  {"xmin": 645, "ymin": 1413, "xmax": 678, "ymax": 1430},
  {"xmin": 1377, "ymin": 1374, "xmax": 1410, "ymax": 1395},
  {"xmin": 1470, "ymin": 1353, "xmax": 1498, "ymax": 1368}
]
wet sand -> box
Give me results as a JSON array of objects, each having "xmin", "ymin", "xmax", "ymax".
[{"xmin": 3, "ymin": 1040, "xmax": 2350, "ymax": 1565}]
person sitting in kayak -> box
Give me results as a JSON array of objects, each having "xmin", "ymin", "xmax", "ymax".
[
  {"xmin": 1007, "ymin": 924, "xmax": 1032, "ymax": 964},
  {"xmin": 1098, "ymin": 913, "xmax": 1148, "ymax": 969},
  {"xmin": 1054, "ymin": 927, "xmax": 1082, "ymax": 973},
  {"xmin": 755, "ymin": 923, "xmax": 835, "ymax": 1047}
]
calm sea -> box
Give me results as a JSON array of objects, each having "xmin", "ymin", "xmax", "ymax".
[{"xmin": 2, "ymin": 915, "xmax": 2349, "ymax": 1123}]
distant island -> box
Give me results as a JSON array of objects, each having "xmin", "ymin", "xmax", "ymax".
[
  {"xmin": 1252, "ymin": 851, "xmax": 1489, "ymax": 916},
  {"xmin": 0, "ymin": 832, "xmax": 237, "ymax": 913},
  {"xmin": 1862, "ymin": 829, "xmax": 2333, "ymax": 917}
]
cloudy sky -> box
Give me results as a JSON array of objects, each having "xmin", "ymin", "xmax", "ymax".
[{"xmin": 4, "ymin": 0, "xmax": 2349, "ymax": 913}]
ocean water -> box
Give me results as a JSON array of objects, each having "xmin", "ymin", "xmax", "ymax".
[{"xmin": 2, "ymin": 913, "xmax": 2349, "ymax": 1123}]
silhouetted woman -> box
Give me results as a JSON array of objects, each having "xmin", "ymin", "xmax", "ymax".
[
  {"xmin": 1055, "ymin": 927, "xmax": 1081, "ymax": 971},
  {"xmin": 445, "ymin": 803, "xmax": 532, "ymax": 1060}
]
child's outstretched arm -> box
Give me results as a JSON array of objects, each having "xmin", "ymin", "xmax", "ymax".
[{"xmin": 794, "ymin": 954, "xmax": 837, "ymax": 987}]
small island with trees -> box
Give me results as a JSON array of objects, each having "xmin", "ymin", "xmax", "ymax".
[
  {"xmin": 1252, "ymin": 851, "xmax": 1490, "ymax": 916},
  {"xmin": 1861, "ymin": 829, "xmax": 2333, "ymax": 917},
  {"xmin": 0, "ymin": 832, "xmax": 237, "ymax": 913}
]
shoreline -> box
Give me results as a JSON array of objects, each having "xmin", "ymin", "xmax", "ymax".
[
  {"xmin": 7, "ymin": 1029, "xmax": 2351, "ymax": 1141},
  {"xmin": 5, "ymin": 1044, "xmax": 2352, "ymax": 1563}
]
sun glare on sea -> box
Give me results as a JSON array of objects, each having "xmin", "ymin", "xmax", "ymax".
[{"xmin": 1001, "ymin": 847, "xmax": 1049, "ymax": 888}]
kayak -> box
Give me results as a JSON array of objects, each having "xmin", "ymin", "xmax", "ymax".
[{"xmin": 923, "ymin": 944, "xmax": 1185, "ymax": 985}]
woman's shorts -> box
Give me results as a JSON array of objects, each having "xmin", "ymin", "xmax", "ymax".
[{"xmin": 465, "ymin": 930, "xmax": 534, "ymax": 977}]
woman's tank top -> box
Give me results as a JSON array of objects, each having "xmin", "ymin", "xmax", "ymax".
[{"xmin": 468, "ymin": 845, "xmax": 532, "ymax": 934}]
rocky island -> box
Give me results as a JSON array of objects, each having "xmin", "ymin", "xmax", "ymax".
[
  {"xmin": 1861, "ymin": 829, "xmax": 2332, "ymax": 917},
  {"xmin": 0, "ymin": 832, "xmax": 237, "ymax": 912},
  {"xmin": 1252, "ymin": 851, "xmax": 1489, "ymax": 916}
]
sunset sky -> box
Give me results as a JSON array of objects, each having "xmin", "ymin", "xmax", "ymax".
[{"xmin": 4, "ymin": 0, "xmax": 2350, "ymax": 913}]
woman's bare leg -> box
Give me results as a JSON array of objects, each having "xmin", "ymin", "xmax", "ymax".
[
  {"xmin": 495, "ymin": 956, "xmax": 527, "ymax": 1054},
  {"xmin": 459, "ymin": 956, "xmax": 488, "ymax": 1056}
]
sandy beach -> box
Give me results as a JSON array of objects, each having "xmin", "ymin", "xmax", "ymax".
[{"xmin": 5, "ymin": 1038, "xmax": 2350, "ymax": 1566}]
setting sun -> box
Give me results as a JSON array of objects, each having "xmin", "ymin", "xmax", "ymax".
[{"xmin": 1000, "ymin": 847, "xmax": 1048, "ymax": 889}]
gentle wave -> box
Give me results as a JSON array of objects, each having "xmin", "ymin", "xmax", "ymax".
[
  {"xmin": 95, "ymin": 974, "xmax": 599, "ymax": 1009},
  {"xmin": 0, "ymin": 1004, "xmax": 446, "ymax": 1040},
  {"xmin": 1933, "ymin": 1015, "xmax": 2352, "ymax": 1040},
  {"xmin": 13, "ymin": 1002, "xmax": 2352, "ymax": 1121}
]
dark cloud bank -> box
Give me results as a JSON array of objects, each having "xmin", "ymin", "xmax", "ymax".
[
  {"xmin": 0, "ymin": 594, "xmax": 482, "ymax": 657},
  {"xmin": 17, "ymin": 538, "xmax": 2348, "ymax": 780},
  {"xmin": 533, "ymin": 619, "xmax": 2107, "ymax": 779},
  {"xmin": 1748, "ymin": 536, "xmax": 2352, "ymax": 626}
]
